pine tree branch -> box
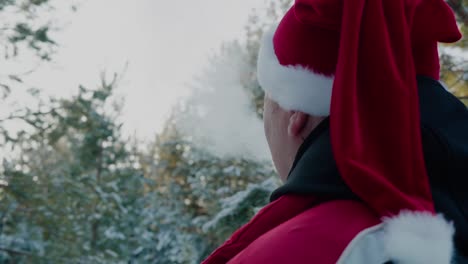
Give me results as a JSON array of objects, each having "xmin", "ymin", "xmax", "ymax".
[
  {"xmin": 0, "ymin": 246, "xmax": 75, "ymax": 262},
  {"xmin": 0, "ymin": 246, "xmax": 32, "ymax": 256},
  {"xmin": 446, "ymin": 0, "xmax": 468, "ymax": 26}
]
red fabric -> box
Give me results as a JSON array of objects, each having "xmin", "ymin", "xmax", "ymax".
[
  {"xmin": 275, "ymin": 0, "xmax": 462, "ymax": 80},
  {"xmin": 411, "ymin": 0, "xmax": 462, "ymax": 79},
  {"xmin": 202, "ymin": 196, "xmax": 380, "ymax": 264},
  {"xmin": 273, "ymin": 2, "xmax": 340, "ymax": 77},
  {"xmin": 202, "ymin": 195, "xmax": 316, "ymax": 264},
  {"xmin": 330, "ymin": 0, "xmax": 460, "ymax": 217},
  {"xmin": 204, "ymin": 1, "xmax": 462, "ymax": 262},
  {"xmin": 273, "ymin": 0, "xmax": 461, "ymax": 218}
]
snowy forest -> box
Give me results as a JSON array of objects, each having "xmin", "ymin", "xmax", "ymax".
[{"xmin": 0, "ymin": 0, "xmax": 467, "ymax": 263}]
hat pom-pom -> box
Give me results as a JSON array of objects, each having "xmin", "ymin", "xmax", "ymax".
[{"xmin": 383, "ymin": 211, "xmax": 455, "ymax": 264}]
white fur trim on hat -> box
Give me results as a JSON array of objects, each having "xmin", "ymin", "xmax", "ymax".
[
  {"xmin": 256, "ymin": 28, "xmax": 334, "ymax": 116},
  {"xmin": 382, "ymin": 211, "xmax": 455, "ymax": 264},
  {"xmin": 336, "ymin": 211, "xmax": 455, "ymax": 264}
]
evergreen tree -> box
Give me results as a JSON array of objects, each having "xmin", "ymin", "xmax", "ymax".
[
  {"xmin": 0, "ymin": 0, "xmax": 466, "ymax": 263},
  {"xmin": 0, "ymin": 0, "xmax": 71, "ymax": 98},
  {"xmin": 0, "ymin": 74, "xmax": 146, "ymax": 263},
  {"xmin": 134, "ymin": 114, "xmax": 275, "ymax": 263}
]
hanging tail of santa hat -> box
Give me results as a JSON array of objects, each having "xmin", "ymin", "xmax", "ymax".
[
  {"xmin": 331, "ymin": 0, "xmax": 461, "ymax": 263},
  {"xmin": 257, "ymin": 0, "xmax": 462, "ymax": 263}
]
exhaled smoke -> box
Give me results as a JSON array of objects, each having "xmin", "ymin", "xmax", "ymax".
[{"xmin": 177, "ymin": 42, "xmax": 270, "ymax": 161}]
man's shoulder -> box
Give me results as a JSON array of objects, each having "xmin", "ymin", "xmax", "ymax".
[
  {"xmin": 268, "ymin": 199, "xmax": 381, "ymax": 250},
  {"xmin": 229, "ymin": 199, "xmax": 381, "ymax": 264},
  {"xmin": 290, "ymin": 199, "xmax": 379, "ymax": 225}
]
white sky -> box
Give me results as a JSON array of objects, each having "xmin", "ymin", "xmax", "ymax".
[{"xmin": 12, "ymin": 0, "xmax": 266, "ymax": 140}]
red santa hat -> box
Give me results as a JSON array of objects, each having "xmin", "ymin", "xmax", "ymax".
[{"xmin": 257, "ymin": 0, "xmax": 462, "ymax": 263}]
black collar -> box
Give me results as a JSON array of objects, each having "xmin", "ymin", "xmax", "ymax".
[
  {"xmin": 270, "ymin": 118, "xmax": 357, "ymax": 202},
  {"xmin": 269, "ymin": 76, "xmax": 468, "ymax": 256}
]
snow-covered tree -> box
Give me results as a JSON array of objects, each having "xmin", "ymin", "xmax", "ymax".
[
  {"xmin": 1, "ymin": 0, "xmax": 466, "ymax": 263},
  {"xmin": 0, "ymin": 74, "xmax": 146, "ymax": 263},
  {"xmin": 134, "ymin": 2, "xmax": 296, "ymax": 262},
  {"xmin": 134, "ymin": 114, "xmax": 276, "ymax": 263}
]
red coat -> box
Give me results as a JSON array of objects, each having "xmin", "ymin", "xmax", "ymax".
[
  {"xmin": 203, "ymin": 78, "xmax": 468, "ymax": 263},
  {"xmin": 202, "ymin": 195, "xmax": 381, "ymax": 264}
]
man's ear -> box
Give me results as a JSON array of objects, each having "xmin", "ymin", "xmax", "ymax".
[{"xmin": 288, "ymin": 111, "xmax": 308, "ymax": 137}]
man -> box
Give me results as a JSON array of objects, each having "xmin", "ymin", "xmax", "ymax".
[{"xmin": 203, "ymin": 0, "xmax": 467, "ymax": 263}]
